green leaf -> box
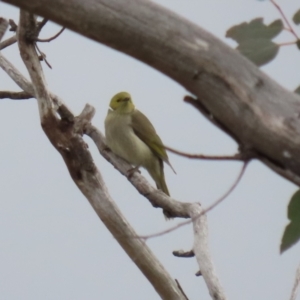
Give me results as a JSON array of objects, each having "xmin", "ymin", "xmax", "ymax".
[
  {"xmin": 293, "ymin": 9, "xmax": 300, "ymax": 25},
  {"xmin": 280, "ymin": 190, "xmax": 300, "ymax": 253},
  {"xmin": 226, "ymin": 18, "xmax": 283, "ymax": 43},
  {"xmin": 267, "ymin": 19, "xmax": 285, "ymax": 39},
  {"xmin": 295, "ymin": 85, "xmax": 300, "ymax": 95},
  {"xmin": 237, "ymin": 39, "xmax": 279, "ymax": 66},
  {"xmin": 226, "ymin": 18, "xmax": 282, "ymax": 66}
]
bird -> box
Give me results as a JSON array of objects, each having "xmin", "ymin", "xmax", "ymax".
[{"xmin": 104, "ymin": 91, "xmax": 175, "ymax": 216}]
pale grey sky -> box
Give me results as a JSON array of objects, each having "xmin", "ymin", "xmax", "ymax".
[{"xmin": 0, "ymin": 1, "xmax": 300, "ymax": 299}]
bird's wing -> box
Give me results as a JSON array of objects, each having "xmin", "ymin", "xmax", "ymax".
[{"xmin": 131, "ymin": 109, "xmax": 176, "ymax": 173}]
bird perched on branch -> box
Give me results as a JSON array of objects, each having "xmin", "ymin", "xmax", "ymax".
[{"xmin": 104, "ymin": 91, "xmax": 175, "ymax": 216}]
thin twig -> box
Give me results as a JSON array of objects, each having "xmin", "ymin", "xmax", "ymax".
[
  {"xmin": 277, "ymin": 41, "xmax": 297, "ymax": 47},
  {"xmin": 164, "ymin": 145, "xmax": 245, "ymax": 161},
  {"xmin": 139, "ymin": 161, "xmax": 248, "ymax": 240},
  {"xmin": 173, "ymin": 250, "xmax": 195, "ymax": 258},
  {"xmin": 0, "ymin": 90, "xmax": 33, "ymax": 99},
  {"xmin": 270, "ymin": 0, "xmax": 299, "ymax": 40},
  {"xmin": 35, "ymin": 43, "xmax": 52, "ymax": 68},
  {"xmin": 36, "ymin": 27, "xmax": 65, "ymax": 42},
  {"xmin": 290, "ymin": 263, "xmax": 300, "ymax": 300},
  {"xmin": 0, "ymin": 35, "xmax": 17, "ymax": 50}
]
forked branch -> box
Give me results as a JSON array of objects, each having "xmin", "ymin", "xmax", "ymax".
[{"xmin": 14, "ymin": 10, "xmax": 189, "ymax": 300}]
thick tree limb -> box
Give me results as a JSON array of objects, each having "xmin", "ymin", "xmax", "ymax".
[
  {"xmin": 3, "ymin": 0, "xmax": 300, "ymax": 187},
  {"xmin": 14, "ymin": 10, "xmax": 188, "ymax": 300}
]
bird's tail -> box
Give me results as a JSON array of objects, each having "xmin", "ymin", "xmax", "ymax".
[
  {"xmin": 148, "ymin": 161, "xmax": 172, "ymax": 219},
  {"xmin": 157, "ymin": 171, "xmax": 170, "ymax": 196}
]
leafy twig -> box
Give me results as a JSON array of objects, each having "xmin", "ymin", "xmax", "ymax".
[{"xmin": 270, "ymin": 0, "xmax": 299, "ymax": 40}]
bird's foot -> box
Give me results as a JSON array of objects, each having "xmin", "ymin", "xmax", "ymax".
[{"xmin": 127, "ymin": 166, "xmax": 141, "ymax": 178}]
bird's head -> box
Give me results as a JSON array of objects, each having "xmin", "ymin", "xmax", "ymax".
[{"xmin": 109, "ymin": 92, "xmax": 135, "ymax": 113}]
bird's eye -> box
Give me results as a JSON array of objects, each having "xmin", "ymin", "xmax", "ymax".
[{"xmin": 116, "ymin": 99, "xmax": 121, "ymax": 102}]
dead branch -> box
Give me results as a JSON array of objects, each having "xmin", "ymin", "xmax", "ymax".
[
  {"xmin": 190, "ymin": 203, "xmax": 226, "ymax": 300},
  {"xmin": 0, "ymin": 52, "xmax": 63, "ymax": 108},
  {"xmin": 0, "ymin": 90, "xmax": 33, "ymax": 99},
  {"xmin": 164, "ymin": 145, "xmax": 253, "ymax": 161},
  {"xmin": 138, "ymin": 162, "xmax": 247, "ymax": 240},
  {"xmin": 0, "ymin": 35, "xmax": 17, "ymax": 50},
  {"xmin": 289, "ymin": 263, "xmax": 300, "ymax": 300},
  {"xmin": 0, "ymin": 17, "xmax": 8, "ymax": 41},
  {"xmin": 15, "ymin": 10, "xmax": 188, "ymax": 300},
  {"xmin": 36, "ymin": 26, "xmax": 64, "ymax": 42}
]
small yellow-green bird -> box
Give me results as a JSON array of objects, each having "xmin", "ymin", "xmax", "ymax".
[{"xmin": 105, "ymin": 91, "xmax": 175, "ymax": 202}]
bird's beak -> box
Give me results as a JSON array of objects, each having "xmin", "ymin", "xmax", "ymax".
[{"xmin": 123, "ymin": 97, "xmax": 130, "ymax": 102}]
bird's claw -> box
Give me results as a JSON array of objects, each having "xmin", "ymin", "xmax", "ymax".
[{"xmin": 127, "ymin": 166, "xmax": 141, "ymax": 178}]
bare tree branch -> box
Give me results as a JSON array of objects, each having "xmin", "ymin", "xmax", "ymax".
[
  {"xmin": 15, "ymin": 10, "xmax": 188, "ymax": 300},
  {"xmin": 190, "ymin": 204, "xmax": 226, "ymax": 300},
  {"xmin": 35, "ymin": 42, "xmax": 52, "ymax": 68},
  {"xmin": 139, "ymin": 162, "xmax": 247, "ymax": 240},
  {"xmin": 0, "ymin": 52, "xmax": 35, "ymax": 95},
  {"xmin": 84, "ymin": 120, "xmax": 244, "ymax": 298},
  {"xmin": 0, "ymin": 5, "xmax": 231, "ymax": 299},
  {"xmin": 84, "ymin": 117, "xmax": 228, "ymax": 299},
  {"xmin": 0, "ymin": 90, "xmax": 33, "ymax": 99},
  {"xmin": 164, "ymin": 145, "xmax": 252, "ymax": 161},
  {"xmin": 18, "ymin": 12, "xmax": 52, "ymax": 117},
  {"xmin": 290, "ymin": 264, "xmax": 300, "ymax": 300},
  {"xmin": 0, "ymin": 52, "xmax": 63, "ymax": 108},
  {"xmin": 175, "ymin": 279, "xmax": 189, "ymax": 300},
  {"xmin": 36, "ymin": 26, "xmax": 64, "ymax": 42},
  {"xmin": 0, "ymin": 35, "xmax": 17, "ymax": 50},
  {"xmin": 0, "ymin": 18, "xmax": 8, "ymax": 42},
  {"xmin": 0, "ymin": 18, "xmax": 17, "ymax": 50}
]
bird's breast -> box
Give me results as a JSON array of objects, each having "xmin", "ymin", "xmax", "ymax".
[{"xmin": 105, "ymin": 111, "xmax": 155, "ymax": 167}]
